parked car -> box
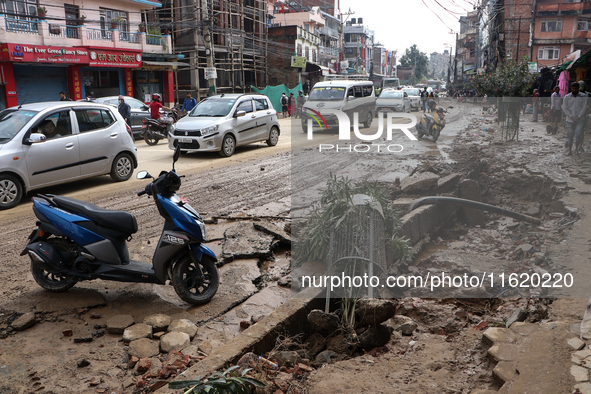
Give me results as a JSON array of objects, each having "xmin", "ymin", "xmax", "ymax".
[
  {"xmin": 0, "ymin": 101, "xmax": 137, "ymax": 209},
  {"xmin": 375, "ymin": 88, "xmax": 411, "ymax": 115},
  {"xmin": 79, "ymin": 96, "xmax": 150, "ymax": 137},
  {"xmin": 402, "ymin": 87, "xmax": 421, "ymax": 111},
  {"xmin": 167, "ymin": 94, "xmax": 280, "ymax": 157}
]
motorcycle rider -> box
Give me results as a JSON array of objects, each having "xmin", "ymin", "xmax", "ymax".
[{"xmin": 149, "ymin": 93, "xmax": 171, "ymax": 123}]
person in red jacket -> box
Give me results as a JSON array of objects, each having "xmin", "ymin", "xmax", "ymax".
[{"xmin": 149, "ymin": 93, "xmax": 171, "ymax": 121}]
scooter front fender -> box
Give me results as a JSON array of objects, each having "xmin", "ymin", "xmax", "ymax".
[{"xmin": 193, "ymin": 244, "xmax": 217, "ymax": 262}]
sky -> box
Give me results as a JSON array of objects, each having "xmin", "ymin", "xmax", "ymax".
[{"xmin": 338, "ymin": 0, "xmax": 474, "ymax": 59}]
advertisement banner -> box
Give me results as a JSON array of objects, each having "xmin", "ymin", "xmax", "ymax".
[
  {"xmin": 3, "ymin": 43, "xmax": 89, "ymax": 64},
  {"xmin": 291, "ymin": 56, "xmax": 306, "ymax": 68},
  {"xmin": 205, "ymin": 67, "xmax": 217, "ymax": 79},
  {"xmin": 89, "ymin": 49, "xmax": 142, "ymax": 68}
]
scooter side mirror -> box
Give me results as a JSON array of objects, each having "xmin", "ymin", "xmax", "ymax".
[{"xmin": 137, "ymin": 170, "xmax": 151, "ymax": 179}]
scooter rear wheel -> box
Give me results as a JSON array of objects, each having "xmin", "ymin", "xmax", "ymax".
[
  {"xmin": 30, "ymin": 239, "xmax": 78, "ymax": 292},
  {"xmin": 172, "ymin": 255, "xmax": 219, "ymax": 305},
  {"xmin": 144, "ymin": 127, "xmax": 160, "ymax": 146}
]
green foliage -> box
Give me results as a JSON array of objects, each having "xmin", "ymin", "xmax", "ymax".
[
  {"xmin": 147, "ymin": 24, "xmax": 161, "ymax": 35},
  {"xmin": 168, "ymin": 366, "xmax": 266, "ymax": 394},
  {"xmin": 399, "ymin": 45, "xmax": 429, "ymax": 81},
  {"xmin": 293, "ymin": 174, "xmax": 411, "ymax": 267},
  {"xmin": 470, "ymin": 57, "xmax": 536, "ymax": 97}
]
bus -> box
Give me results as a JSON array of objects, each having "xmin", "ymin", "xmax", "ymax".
[
  {"xmin": 427, "ymin": 80, "xmax": 444, "ymax": 92},
  {"xmin": 382, "ymin": 77, "xmax": 400, "ymax": 90}
]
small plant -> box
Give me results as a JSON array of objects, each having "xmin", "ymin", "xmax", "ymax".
[
  {"xmin": 168, "ymin": 365, "xmax": 266, "ymax": 394},
  {"xmin": 79, "ymin": 14, "xmax": 87, "ymax": 20},
  {"xmin": 138, "ymin": 22, "xmax": 146, "ymax": 32},
  {"xmin": 111, "ymin": 16, "xmax": 123, "ymax": 23},
  {"xmin": 37, "ymin": 6, "xmax": 47, "ymax": 14},
  {"xmin": 147, "ymin": 24, "xmax": 161, "ymax": 35}
]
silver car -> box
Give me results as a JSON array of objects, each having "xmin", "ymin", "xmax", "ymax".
[
  {"xmin": 168, "ymin": 94, "xmax": 280, "ymax": 157},
  {"xmin": 80, "ymin": 95, "xmax": 150, "ymax": 136},
  {"xmin": 375, "ymin": 89, "xmax": 411, "ymax": 115},
  {"xmin": 402, "ymin": 88, "xmax": 421, "ymax": 111},
  {"xmin": 0, "ymin": 102, "xmax": 137, "ymax": 209}
]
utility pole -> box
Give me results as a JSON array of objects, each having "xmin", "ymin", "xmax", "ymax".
[
  {"xmin": 515, "ymin": 16, "xmax": 521, "ymax": 60},
  {"xmin": 201, "ymin": 0, "xmax": 216, "ymax": 96}
]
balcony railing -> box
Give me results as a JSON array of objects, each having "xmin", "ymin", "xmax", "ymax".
[
  {"xmin": 119, "ymin": 32, "xmax": 140, "ymax": 43},
  {"xmin": 48, "ymin": 24, "xmax": 80, "ymax": 39},
  {"xmin": 319, "ymin": 46, "xmax": 339, "ymax": 57},
  {"xmin": 5, "ymin": 17, "xmax": 39, "ymax": 34},
  {"xmin": 146, "ymin": 34, "xmax": 163, "ymax": 45},
  {"xmin": 86, "ymin": 27, "xmax": 112, "ymax": 41}
]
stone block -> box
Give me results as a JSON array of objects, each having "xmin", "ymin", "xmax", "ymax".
[
  {"xmin": 144, "ymin": 314, "xmax": 172, "ymax": 332},
  {"xmin": 487, "ymin": 343, "xmax": 519, "ymax": 362},
  {"xmin": 568, "ymin": 336, "xmax": 586, "ymax": 351},
  {"xmin": 492, "ymin": 361, "xmax": 519, "ymax": 384},
  {"xmin": 571, "ymin": 364, "xmax": 590, "ymax": 382},
  {"xmin": 123, "ymin": 323, "xmax": 153, "ymax": 342},
  {"xmin": 509, "ymin": 322, "xmax": 538, "ymax": 336},
  {"xmin": 107, "ymin": 315, "xmax": 134, "ymax": 335},
  {"xmin": 575, "ymin": 382, "xmax": 591, "ymax": 394},
  {"xmin": 482, "ymin": 327, "xmax": 520, "ymax": 347}
]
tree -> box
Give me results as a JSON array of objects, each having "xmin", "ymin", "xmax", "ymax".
[{"xmin": 399, "ymin": 45, "xmax": 429, "ymax": 81}]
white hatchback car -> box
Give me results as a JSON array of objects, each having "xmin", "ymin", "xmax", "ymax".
[
  {"xmin": 168, "ymin": 94, "xmax": 280, "ymax": 157},
  {"xmin": 375, "ymin": 89, "xmax": 411, "ymax": 115},
  {"xmin": 0, "ymin": 102, "xmax": 137, "ymax": 209}
]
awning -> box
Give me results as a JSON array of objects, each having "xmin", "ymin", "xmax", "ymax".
[{"xmin": 142, "ymin": 61, "xmax": 190, "ymax": 67}]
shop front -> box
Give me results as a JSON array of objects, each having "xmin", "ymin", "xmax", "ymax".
[{"xmin": 0, "ymin": 43, "xmax": 142, "ymax": 106}]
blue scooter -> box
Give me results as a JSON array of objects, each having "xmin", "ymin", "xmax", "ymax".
[{"xmin": 21, "ymin": 146, "xmax": 219, "ymax": 305}]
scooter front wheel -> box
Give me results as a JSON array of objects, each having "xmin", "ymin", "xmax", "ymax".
[
  {"xmin": 172, "ymin": 255, "xmax": 219, "ymax": 305},
  {"xmin": 144, "ymin": 127, "xmax": 160, "ymax": 146}
]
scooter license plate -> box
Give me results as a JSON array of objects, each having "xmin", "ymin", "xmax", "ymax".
[
  {"xmin": 179, "ymin": 138, "xmax": 192, "ymax": 143},
  {"xmin": 142, "ymin": 124, "xmax": 147, "ymax": 129}
]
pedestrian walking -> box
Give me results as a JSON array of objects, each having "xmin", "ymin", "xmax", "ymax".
[
  {"xmin": 550, "ymin": 86, "xmax": 562, "ymax": 128},
  {"xmin": 59, "ymin": 91, "xmax": 72, "ymax": 101},
  {"xmin": 288, "ymin": 93, "xmax": 295, "ymax": 117},
  {"xmin": 280, "ymin": 93, "xmax": 288, "ymax": 118},
  {"xmin": 532, "ymin": 89, "xmax": 540, "ymax": 122},
  {"xmin": 296, "ymin": 91, "xmax": 305, "ymax": 118},
  {"xmin": 420, "ymin": 87, "xmax": 429, "ymax": 113},
  {"xmin": 577, "ymin": 80, "xmax": 589, "ymax": 153},
  {"xmin": 563, "ymin": 82, "xmax": 587, "ymax": 155},
  {"xmin": 118, "ymin": 95, "xmax": 131, "ymax": 125},
  {"xmin": 180, "ymin": 92, "xmax": 197, "ymax": 114}
]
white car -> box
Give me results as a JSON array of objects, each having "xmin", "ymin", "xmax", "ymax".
[
  {"xmin": 0, "ymin": 102, "xmax": 137, "ymax": 209},
  {"xmin": 375, "ymin": 89, "xmax": 411, "ymax": 115},
  {"xmin": 402, "ymin": 88, "xmax": 421, "ymax": 111},
  {"xmin": 168, "ymin": 94, "xmax": 280, "ymax": 157}
]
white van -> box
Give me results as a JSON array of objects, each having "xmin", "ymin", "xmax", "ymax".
[{"xmin": 301, "ymin": 80, "xmax": 376, "ymax": 131}]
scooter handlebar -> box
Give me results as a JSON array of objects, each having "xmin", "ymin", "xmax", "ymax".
[{"xmin": 137, "ymin": 189, "xmax": 147, "ymax": 197}]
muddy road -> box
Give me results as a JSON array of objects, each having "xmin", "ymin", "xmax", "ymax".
[{"xmin": 0, "ymin": 106, "xmax": 462, "ymax": 393}]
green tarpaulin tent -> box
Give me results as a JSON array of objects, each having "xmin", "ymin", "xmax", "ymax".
[{"xmin": 250, "ymin": 83, "xmax": 303, "ymax": 112}]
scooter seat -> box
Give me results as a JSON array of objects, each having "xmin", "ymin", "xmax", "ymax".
[{"xmin": 52, "ymin": 196, "xmax": 138, "ymax": 235}]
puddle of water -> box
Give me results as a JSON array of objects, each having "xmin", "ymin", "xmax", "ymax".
[{"xmin": 412, "ymin": 243, "xmax": 448, "ymax": 265}]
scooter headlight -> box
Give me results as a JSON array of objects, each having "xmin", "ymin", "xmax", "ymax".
[{"xmin": 197, "ymin": 220, "xmax": 207, "ymax": 240}]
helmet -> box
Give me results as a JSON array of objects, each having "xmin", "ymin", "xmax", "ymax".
[
  {"xmin": 152, "ymin": 93, "xmax": 162, "ymax": 101},
  {"xmin": 118, "ymin": 95, "xmax": 124, "ymax": 100}
]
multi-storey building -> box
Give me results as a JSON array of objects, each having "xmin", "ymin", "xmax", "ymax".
[
  {"xmin": 267, "ymin": 25, "xmax": 321, "ymax": 87},
  {"xmin": 0, "ymin": 0, "xmax": 172, "ymax": 107},
  {"xmin": 173, "ymin": 0, "xmax": 269, "ymax": 99},
  {"xmin": 454, "ymin": 11, "xmax": 478, "ymax": 85},
  {"xmin": 343, "ymin": 18, "xmax": 373, "ymax": 75}
]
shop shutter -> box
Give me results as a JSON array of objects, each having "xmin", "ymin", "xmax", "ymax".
[{"xmin": 14, "ymin": 65, "xmax": 69, "ymax": 105}]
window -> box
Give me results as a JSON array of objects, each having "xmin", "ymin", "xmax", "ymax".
[
  {"xmin": 235, "ymin": 100, "xmax": 253, "ymax": 114},
  {"xmin": 469, "ymin": 48, "xmax": 475, "ymax": 58},
  {"xmin": 297, "ymin": 44, "xmax": 302, "ymax": 56},
  {"xmin": 99, "ymin": 8, "xmax": 128, "ymax": 32},
  {"xmin": 305, "ymin": 46, "xmax": 309, "ymax": 60},
  {"xmin": 312, "ymin": 49, "xmax": 317, "ymax": 63},
  {"xmin": 362, "ymin": 85, "xmax": 373, "ymax": 97},
  {"xmin": 541, "ymin": 18, "xmax": 562, "ymax": 32},
  {"xmin": 538, "ymin": 46, "xmax": 560, "ymax": 60},
  {"xmin": 127, "ymin": 99, "xmax": 147, "ymax": 110},
  {"xmin": 578, "ymin": 18, "xmax": 591, "ymax": 31},
  {"xmin": 254, "ymin": 98, "xmax": 269, "ymax": 111},
  {"xmin": 75, "ymin": 109, "xmax": 115, "ymax": 133},
  {"xmin": 354, "ymin": 86, "xmax": 363, "ymax": 98},
  {"xmin": 1, "ymin": 0, "xmax": 37, "ymax": 20},
  {"xmin": 36, "ymin": 111, "xmax": 72, "ymax": 140}
]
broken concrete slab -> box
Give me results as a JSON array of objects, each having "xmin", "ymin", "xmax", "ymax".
[
  {"xmin": 168, "ymin": 319, "xmax": 198, "ymax": 339},
  {"xmin": 493, "ymin": 361, "xmax": 519, "ymax": 384},
  {"xmin": 107, "ymin": 315, "xmax": 135, "ymax": 335},
  {"xmin": 400, "ymin": 172, "xmax": 440, "ymax": 194},
  {"xmin": 253, "ymin": 221, "xmax": 291, "ymax": 245},
  {"xmin": 567, "ymin": 336, "xmax": 586, "ymax": 351},
  {"xmin": 571, "ymin": 364, "xmax": 590, "ymax": 382},
  {"xmin": 160, "ymin": 331, "xmax": 191, "ymax": 353},
  {"xmin": 123, "ymin": 323, "xmax": 153, "ymax": 342},
  {"xmin": 487, "ymin": 343, "xmax": 519, "ymax": 362},
  {"xmin": 11, "ymin": 312, "xmax": 36, "ymax": 331},
  {"xmin": 128, "ymin": 338, "xmax": 160, "ymax": 359},
  {"xmin": 143, "ymin": 314, "xmax": 171, "ymax": 332},
  {"xmin": 436, "ymin": 173, "xmax": 462, "ymax": 193},
  {"xmin": 483, "ymin": 327, "xmax": 520, "ymax": 347},
  {"xmin": 222, "ymin": 222, "xmax": 274, "ymax": 262}
]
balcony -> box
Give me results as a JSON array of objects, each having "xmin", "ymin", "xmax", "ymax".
[
  {"xmin": 1, "ymin": 16, "xmax": 171, "ymax": 54},
  {"xmin": 318, "ymin": 25, "xmax": 339, "ymax": 39},
  {"xmin": 319, "ymin": 45, "xmax": 339, "ymax": 57}
]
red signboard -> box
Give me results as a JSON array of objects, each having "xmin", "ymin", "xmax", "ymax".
[
  {"xmin": 88, "ymin": 49, "xmax": 142, "ymax": 68},
  {"xmin": 3, "ymin": 43, "xmax": 89, "ymax": 64},
  {"xmin": 0, "ymin": 44, "xmax": 142, "ymax": 67}
]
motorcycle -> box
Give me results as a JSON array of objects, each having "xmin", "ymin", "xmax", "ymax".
[
  {"xmin": 21, "ymin": 146, "xmax": 219, "ymax": 306},
  {"xmin": 416, "ymin": 105, "xmax": 453, "ymax": 142},
  {"xmin": 142, "ymin": 109, "xmax": 179, "ymax": 146}
]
